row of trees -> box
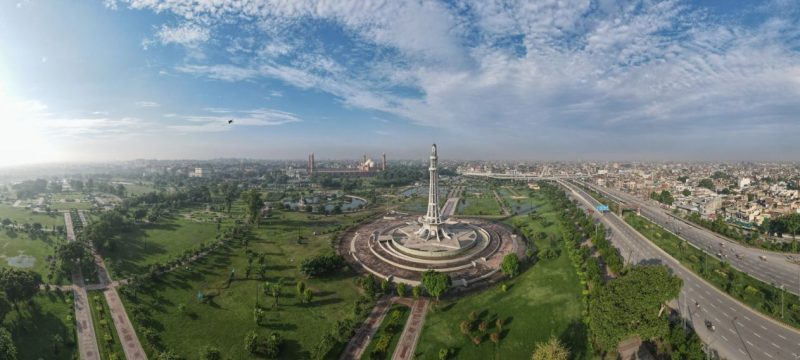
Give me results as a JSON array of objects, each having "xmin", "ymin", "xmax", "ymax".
[
  {"xmin": 649, "ymin": 190, "xmax": 674, "ymax": 205},
  {"xmin": 540, "ymin": 182, "xmax": 703, "ymax": 358}
]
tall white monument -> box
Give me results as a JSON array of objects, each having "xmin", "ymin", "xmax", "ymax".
[{"xmin": 416, "ymin": 144, "xmax": 451, "ymax": 241}]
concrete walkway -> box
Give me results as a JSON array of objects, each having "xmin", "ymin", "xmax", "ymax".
[
  {"xmin": 65, "ymin": 212, "xmax": 101, "ymax": 360},
  {"xmin": 340, "ymin": 297, "xmax": 392, "ymax": 360},
  {"xmin": 392, "ymin": 298, "xmax": 429, "ymax": 360},
  {"xmin": 105, "ymin": 288, "xmax": 147, "ymax": 359}
]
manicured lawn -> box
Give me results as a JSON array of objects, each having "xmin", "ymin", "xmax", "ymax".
[
  {"xmin": 121, "ymin": 210, "xmax": 377, "ymax": 359},
  {"xmin": 416, "ymin": 192, "xmax": 592, "ymax": 360},
  {"xmin": 88, "ymin": 290, "xmax": 125, "ymax": 360},
  {"xmin": 0, "ymin": 230, "xmax": 61, "ymax": 280},
  {"xmin": 0, "ymin": 204, "xmax": 65, "ymax": 227},
  {"xmin": 3, "ymin": 292, "xmax": 77, "ymax": 360},
  {"xmin": 458, "ymin": 189, "xmax": 502, "ymax": 216},
  {"xmin": 363, "ymin": 304, "xmax": 411, "ymax": 359},
  {"xmin": 100, "ymin": 215, "xmax": 220, "ymax": 277}
]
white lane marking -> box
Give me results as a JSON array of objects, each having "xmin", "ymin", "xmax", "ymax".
[
  {"xmin": 743, "ymin": 315, "xmax": 751, "ymax": 321},
  {"xmin": 728, "ymin": 306, "xmax": 735, "ymax": 311},
  {"xmin": 753, "ymin": 332, "xmax": 761, "ymax": 338},
  {"xmin": 777, "ymin": 334, "xmax": 786, "ymax": 340},
  {"xmin": 728, "ymin": 328, "xmax": 736, "ymax": 335},
  {"xmin": 746, "ymin": 340, "xmax": 754, "ymax": 346},
  {"xmin": 763, "ymin": 351, "xmax": 773, "ymax": 359},
  {"xmin": 720, "ymin": 335, "xmax": 728, "ymax": 342},
  {"xmin": 770, "ymin": 342, "xmax": 779, "ymax": 349},
  {"xmin": 738, "ymin": 349, "xmax": 746, "ymax": 355}
]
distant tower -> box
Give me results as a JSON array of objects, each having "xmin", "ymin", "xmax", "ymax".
[
  {"xmin": 416, "ymin": 144, "xmax": 450, "ymax": 241},
  {"xmin": 382, "ymin": 153, "xmax": 386, "ymax": 171},
  {"xmin": 363, "ymin": 154, "xmax": 367, "ymax": 165},
  {"xmin": 308, "ymin": 153, "xmax": 315, "ymax": 175}
]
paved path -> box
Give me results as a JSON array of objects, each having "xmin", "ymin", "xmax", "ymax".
[
  {"xmin": 105, "ymin": 288, "xmax": 147, "ymax": 359},
  {"xmin": 492, "ymin": 190, "xmax": 511, "ymax": 216},
  {"xmin": 392, "ymin": 298, "xmax": 429, "ymax": 360},
  {"xmin": 340, "ymin": 297, "xmax": 392, "ymax": 360},
  {"xmin": 65, "ymin": 212, "xmax": 101, "ymax": 360}
]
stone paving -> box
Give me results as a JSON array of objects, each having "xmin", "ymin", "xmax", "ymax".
[
  {"xmin": 65, "ymin": 212, "xmax": 101, "ymax": 360},
  {"xmin": 339, "ymin": 297, "xmax": 392, "ymax": 360},
  {"xmin": 392, "ymin": 298, "xmax": 429, "ymax": 360}
]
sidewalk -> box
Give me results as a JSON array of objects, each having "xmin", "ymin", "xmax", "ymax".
[
  {"xmin": 340, "ymin": 297, "xmax": 392, "ymax": 360},
  {"xmin": 392, "ymin": 298, "xmax": 429, "ymax": 360}
]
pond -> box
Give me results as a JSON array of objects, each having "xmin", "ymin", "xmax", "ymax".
[
  {"xmin": 7, "ymin": 254, "xmax": 35, "ymax": 268},
  {"xmin": 282, "ymin": 195, "xmax": 367, "ymax": 212}
]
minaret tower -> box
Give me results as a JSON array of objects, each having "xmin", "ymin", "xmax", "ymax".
[{"xmin": 417, "ymin": 144, "xmax": 450, "ymax": 241}]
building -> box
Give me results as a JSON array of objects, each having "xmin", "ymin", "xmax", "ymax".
[
  {"xmin": 307, "ymin": 152, "xmax": 387, "ymax": 177},
  {"xmin": 189, "ymin": 167, "xmax": 203, "ymax": 178}
]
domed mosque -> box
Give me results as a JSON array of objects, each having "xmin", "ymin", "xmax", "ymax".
[{"xmin": 339, "ymin": 144, "xmax": 522, "ymax": 289}]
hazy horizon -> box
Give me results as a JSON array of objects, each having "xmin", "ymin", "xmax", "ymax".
[{"xmin": 2, "ymin": 0, "xmax": 800, "ymax": 166}]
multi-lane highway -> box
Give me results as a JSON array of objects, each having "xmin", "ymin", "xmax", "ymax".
[
  {"xmin": 559, "ymin": 180, "xmax": 800, "ymax": 360},
  {"xmin": 578, "ymin": 180, "xmax": 800, "ymax": 296}
]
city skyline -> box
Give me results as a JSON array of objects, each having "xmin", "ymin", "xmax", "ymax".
[{"xmin": 2, "ymin": 0, "xmax": 800, "ymax": 167}]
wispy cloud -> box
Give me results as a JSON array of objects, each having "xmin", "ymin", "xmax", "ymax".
[
  {"xmin": 166, "ymin": 108, "xmax": 301, "ymax": 132},
  {"xmin": 135, "ymin": 101, "xmax": 159, "ymax": 108},
  {"xmin": 105, "ymin": 0, "xmax": 800, "ymax": 157}
]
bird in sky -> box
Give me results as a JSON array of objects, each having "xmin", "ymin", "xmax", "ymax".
[{"xmin": 228, "ymin": 119, "xmax": 234, "ymax": 124}]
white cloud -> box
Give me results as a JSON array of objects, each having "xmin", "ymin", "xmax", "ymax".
[
  {"xmin": 167, "ymin": 108, "xmax": 301, "ymax": 132},
  {"xmin": 154, "ymin": 22, "xmax": 210, "ymax": 48},
  {"xmin": 112, "ymin": 0, "xmax": 800, "ymax": 155},
  {"xmin": 135, "ymin": 101, "xmax": 159, "ymax": 108}
]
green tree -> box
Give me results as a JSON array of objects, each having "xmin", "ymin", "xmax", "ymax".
[
  {"xmin": 501, "ymin": 253, "xmax": 520, "ymax": 278},
  {"xmin": 0, "ymin": 269, "xmax": 42, "ymax": 307},
  {"xmin": 682, "ymin": 189, "xmax": 691, "ymax": 197},
  {"xmin": 303, "ymin": 288, "xmax": 313, "ymax": 304},
  {"xmin": 243, "ymin": 190, "xmax": 264, "ymax": 227},
  {"xmin": 698, "ymin": 178, "xmax": 714, "ymax": 191},
  {"xmin": 199, "ymin": 346, "xmax": 221, "ymax": 360},
  {"xmin": 531, "ymin": 336, "xmax": 569, "ymax": 360},
  {"xmin": 588, "ymin": 265, "xmax": 682, "ymax": 351},
  {"xmin": 421, "ymin": 270, "xmax": 451, "ymax": 300},
  {"xmin": 244, "ymin": 331, "xmax": 259, "ymax": 354},
  {"xmin": 396, "ymin": 282, "xmax": 407, "ymax": 297},
  {"xmin": 0, "ymin": 327, "xmax": 16, "ymax": 360}
]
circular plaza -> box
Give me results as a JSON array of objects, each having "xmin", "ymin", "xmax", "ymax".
[{"xmin": 338, "ymin": 144, "xmax": 522, "ymax": 289}]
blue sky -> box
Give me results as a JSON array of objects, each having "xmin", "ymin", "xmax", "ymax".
[{"xmin": 1, "ymin": 0, "xmax": 799, "ymax": 165}]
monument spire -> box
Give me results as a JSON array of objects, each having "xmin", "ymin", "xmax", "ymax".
[{"xmin": 417, "ymin": 143, "xmax": 450, "ymax": 241}]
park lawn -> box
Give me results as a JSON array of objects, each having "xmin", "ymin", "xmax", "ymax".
[
  {"xmin": 458, "ymin": 190, "xmax": 503, "ymax": 216},
  {"xmin": 0, "ymin": 203, "xmax": 65, "ymax": 227},
  {"xmin": 0, "ymin": 230, "xmax": 60, "ymax": 280},
  {"xmin": 3, "ymin": 292, "xmax": 76, "ymax": 360},
  {"xmin": 88, "ymin": 290, "xmax": 125, "ymax": 360},
  {"xmin": 49, "ymin": 201, "xmax": 94, "ymax": 211},
  {"xmin": 121, "ymin": 210, "xmax": 377, "ymax": 359},
  {"xmin": 114, "ymin": 181, "xmax": 158, "ymax": 196},
  {"xmin": 416, "ymin": 190, "xmax": 592, "ymax": 360},
  {"xmin": 101, "ymin": 214, "xmax": 220, "ymax": 277},
  {"xmin": 363, "ymin": 304, "xmax": 411, "ymax": 360}
]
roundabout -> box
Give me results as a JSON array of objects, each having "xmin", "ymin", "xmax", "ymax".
[{"xmin": 338, "ymin": 144, "xmax": 522, "ymax": 288}]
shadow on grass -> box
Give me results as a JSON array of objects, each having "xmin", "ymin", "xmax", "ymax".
[{"xmin": 560, "ymin": 320, "xmax": 589, "ymax": 360}]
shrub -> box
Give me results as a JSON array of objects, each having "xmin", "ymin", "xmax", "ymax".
[{"xmin": 300, "ymin": 254, "xmax": 346, "ymax": 277}]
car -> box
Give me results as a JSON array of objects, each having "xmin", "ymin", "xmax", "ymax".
[
  {"xmin": 759, "ymin": 255, "xmax": 767, "ymax": 261},
  {"xmin": 716, "ymin": 253, "xmax": 723, "ymax": 258}
]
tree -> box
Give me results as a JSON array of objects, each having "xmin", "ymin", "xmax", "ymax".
[
  {"xmin": 300, "ymin": 254, "xmax": 346, "ymax": 277},
  {"xmin": 698, "ymin": 178, "xmax": 714, "ymax": 191},
  {"xmin": 501, "ymin": 253, "xmax": 520, "ymax": 278},
  {"xmin": 264, "ymin": 332, "xmax": 283, "ymax": 358},
  {"xmin": 588, "ymin": 265, "xmax": 682, "ymax": 351},
  {"xmin": 243, "ymin": 190, "xmax": 264, "ymax": 227},
  {"xmin": 478, "ymin": 321, "xmax": 488, "ymax": 333},
  {"xmin": 421, "ymin": 270, "xmax": 451, "ymax": 300},
  {"xmin": 0, "ymin": 269, "xmax": 42, "ymax": 307},
  {"xmin": 199, "ymin": 346, "xmax": 221, "ymax": 360},
  {"xmin": 296, "ymin": 281, "xmax": 306, "ymax": 295},
  {"xmin": 244, "ymin": 331, "xmax": 259, "ymax": 354},
  {"xmin": 303, "ymin": 288, "xmax": 313, "ymax": 304},
  {"xmin": 682, "ymin": 189, "xmax": 691, "ymax": 197},
  {"xmin": 0, "ymin": 327, "xmax": 16, "ymax": 360},
  {"xmin": 490, "ymin": 332, "xmax": 500, "ymax": 345},
  {"xmin": 396, "ymin": 282, "xmax": 407, "ymax": 297},
  {"xmin": 155, "ymin": 350, "xmax": 181, "ymax": 360},
  {"xmin": 459, "ymin": 320, "xmax": 472, "ymax": 335},
  {"xmin": 412, "ymin": 285, "xmax": 421, "ymax": 299},
  {"xmin": 531, "ymin": 336, "xmax": 569, "ymax": 360}
]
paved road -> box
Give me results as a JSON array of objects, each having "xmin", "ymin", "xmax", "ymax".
[
  {"xmin": 105, "ymin": 289, "xmax": 147, "ymax": 359},
  {"xmin": 560, "ymin": 180, "xmax": 800, "ymax": 360},
  {"xmin": 392, "ymin": 298, "xmax": 429, "ymax": 360},
  {"xmin": 580, "ymin": 181, "xmax": 800, "ymax": 296}
]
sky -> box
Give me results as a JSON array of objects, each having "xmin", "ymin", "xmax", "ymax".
[{"xmin": 1, "ymin": 0, "xmax": 799, "ymax": 166}]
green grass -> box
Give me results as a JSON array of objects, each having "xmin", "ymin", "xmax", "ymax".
[
  {"xmin": 416, "ymin": 192, "xmax": 591, "ymax": 360},
  {"xmin": 101, "ymin": 214, "xmax": 220, "ymax": 277},
  {"xmin": 3, "ymin": 292, "xmax": 77, "ymax": 360},
  {"xmin": 0, "ymin": 204, "xmax": 65, "ymax": 227},
  {"xmin": 0, "ymin": 229, "xmax": 62, "ymax": 281},
  {"xmin": 88, "ymin": 290, "xmax": 125, "ymax": 360},
  {"xmin": 363, "ymin": 304, "xmax": 411, "ymax": 360},
  {"xmin": 458, "ymin": 187, "xmax": 503, "ymax": 216},
  {"xmin": 624, "ymin": 214, "xmax": 800, "ymax": 329},
  {"xmin": 121, "ymin": 209, "xmax": 378, "ymax": 359},
  {"xmin": 115, "ymin": 182, "xmax": 158, "ymax": 196}
]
